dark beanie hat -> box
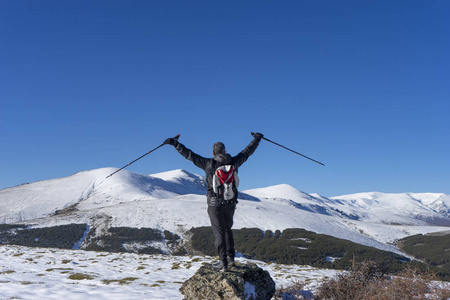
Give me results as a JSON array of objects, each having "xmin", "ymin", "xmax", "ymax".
[{"xmin": 213, "ymin": 142, "xmax": 226, "ymax": 155}]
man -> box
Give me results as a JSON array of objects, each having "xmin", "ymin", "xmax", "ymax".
[{"xmin": 164, "ymin": 132, "xmax": 263, "ymax": 271}]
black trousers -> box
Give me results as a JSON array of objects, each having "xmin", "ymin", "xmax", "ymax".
[{"xmin": 207, "ymin": 204, "xmax": 236, "ymax": 266}]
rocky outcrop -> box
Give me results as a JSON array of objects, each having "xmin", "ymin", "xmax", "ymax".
[{"xmin": 180, "ymin": 262, "xmax": 275, "ymax": 300}]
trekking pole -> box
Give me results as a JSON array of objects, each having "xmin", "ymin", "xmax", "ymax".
[
  {"xmin": 106, "ymin": 134, "xmax": 180, "ymax": 179},
  {"xmin": 251, "ymin": 132, "xmax": 325, "ymax": 166}
]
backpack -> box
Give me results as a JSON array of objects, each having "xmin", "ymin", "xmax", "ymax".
[{"xmin": 212, "ymin": 165, "xmax": 239, "ymax": 202}]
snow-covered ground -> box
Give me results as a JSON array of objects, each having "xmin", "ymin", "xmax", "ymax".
[
  {"xmin": 0, "ymin": 245, "xmax": 338, "ymax": 300},
  {"xmin": 1, "ymin": 168, "xmax": 450, "ymax": 298}
]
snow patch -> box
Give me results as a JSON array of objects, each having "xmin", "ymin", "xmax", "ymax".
[
  {"xmin": 244, "ymin": 281, "xmax": 258, "ymax": 300},
  {"xmin": 0, "ymin": 245, "xmax": 339, "ymax": 299},
  {"xmin": 325, "ymin": 256, "xmax": 342, "ymax": 263}
]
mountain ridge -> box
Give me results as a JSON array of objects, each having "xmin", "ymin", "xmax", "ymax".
[{"xmin": 0, "ymin": 167, "xmax": 449, "ymax": 256}]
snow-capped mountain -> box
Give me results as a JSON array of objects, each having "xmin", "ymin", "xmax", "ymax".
[
  {"xmin": 331, "ymin": 192, "xmax": 450, "ymax": 225},
  {"xmin": 1, "ymin": 168, "xmax": 449, "ymax": 255}
]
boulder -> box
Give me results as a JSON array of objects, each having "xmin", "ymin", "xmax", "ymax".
[{"xmin": 180, "ymin": 262, "xmax": 275, "ymax": 300}]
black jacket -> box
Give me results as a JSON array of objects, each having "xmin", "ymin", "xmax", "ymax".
[{"xmin": 174, "ymin": 137, "xmax": 261, "ymax": 205}]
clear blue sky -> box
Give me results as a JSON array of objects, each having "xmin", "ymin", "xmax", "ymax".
[{"xmin": 1, "ymin": 1, "xmax": 449, "ymax": 197}]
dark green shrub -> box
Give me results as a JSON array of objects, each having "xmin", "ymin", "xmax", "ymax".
[
  {"xmin": 0, "ymin": 224, "xmax": 87, "ymax": 249},
  {"xmin": 190, "ymin": 227, "xmax": 415, "ymax": 276}
]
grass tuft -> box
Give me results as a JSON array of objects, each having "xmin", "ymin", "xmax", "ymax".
[
  {"xmin": 102, "ymin": 277, "xmax": 139, "ymax": 285},
  {"xmin": 68, "ymin": 273, "xmax": 96, "ymax": 280}
]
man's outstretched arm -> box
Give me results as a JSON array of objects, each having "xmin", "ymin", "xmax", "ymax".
[
  {"xmin": 233, "ymin": 132, "xmax": 263, "ymax": 168},
  {"xmin": 164, "ymin": 137, "xmax": 209, "ymax": 170}
]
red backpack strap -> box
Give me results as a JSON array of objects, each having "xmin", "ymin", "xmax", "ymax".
[{"xmin": 216, "ymin": 166, "xmax": 235, "ymax": 184}]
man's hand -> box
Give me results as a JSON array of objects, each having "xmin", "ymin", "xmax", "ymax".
[
  {"xmin": 163, "ymin": 137, "xmax": 178, "ymax": 146},
  {"xmin": 252, "ymin": 132, "xmax": 264, "ymax": 141}
]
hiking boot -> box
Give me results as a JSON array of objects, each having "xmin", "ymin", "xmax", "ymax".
[
  {"xmin": 227, "ymin": 256, "xmax": 235, "ymax": 266},
  {"xmin": 212, "ymin": 261, "xmax": 228, "ymax": 272}
]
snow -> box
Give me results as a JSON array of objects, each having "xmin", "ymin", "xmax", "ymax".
[
  {"xmin": 331, "ymin": 191, "xmax": 450, "ymax": 226},
  {"xmin": 244, "ymin": 281, "xmax": 257, "ymax": 300},
  {"xmin": 0, "ymin": 245, "xmax": 338, "ymax": 300},
  {"xmin": 1, "ymin": 168, "xmax": 450, "ymax": 255},
  {"xmin": 325, "ymin": 256, "xmax": 342, "ymax": 263},
  {"xmin": 1, "ymin": 168, "xmax": 450, "ymax": 298}
]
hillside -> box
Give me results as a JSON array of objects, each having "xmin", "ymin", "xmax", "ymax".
[{"xmin": 0, "ymin": 168, "xmax": 449, "ymax": 256}]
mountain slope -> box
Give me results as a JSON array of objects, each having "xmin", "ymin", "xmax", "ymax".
[
  {"xmin": 0, "ymin": 168, "xmax": 449, "ymax": 256},
  {"xmin": 0, "ymin": 168, "xmax": 206, "ymax": 223},
  {"xmin": 331, "ymin": 192, "xmax": 450, "ymax": 226}
]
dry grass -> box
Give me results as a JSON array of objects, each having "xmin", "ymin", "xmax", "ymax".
[
  {"xmin": 273, "ymin": 280, "xmax": 307, "ymax": 300},
  {"xmin": 274, "ymin": 261, "xmax": 450, "ymax": 300},
  {"xmin": 316, "ymin": 261, "xmax": 450, "ymax": 300}
]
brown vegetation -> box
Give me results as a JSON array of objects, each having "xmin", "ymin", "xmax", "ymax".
[{"xmin": 274, "ymin": 260, "xmax": 450, "ymax": 300}]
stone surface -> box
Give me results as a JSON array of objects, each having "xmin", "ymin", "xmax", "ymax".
[{"xmin": 180, "ymin": 262, "xmax": 276, "ymax": 300}]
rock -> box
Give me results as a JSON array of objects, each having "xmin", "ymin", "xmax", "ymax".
[{"xmin": 180, "ymin": 262, "xmax": 275, "ymax": 300}]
